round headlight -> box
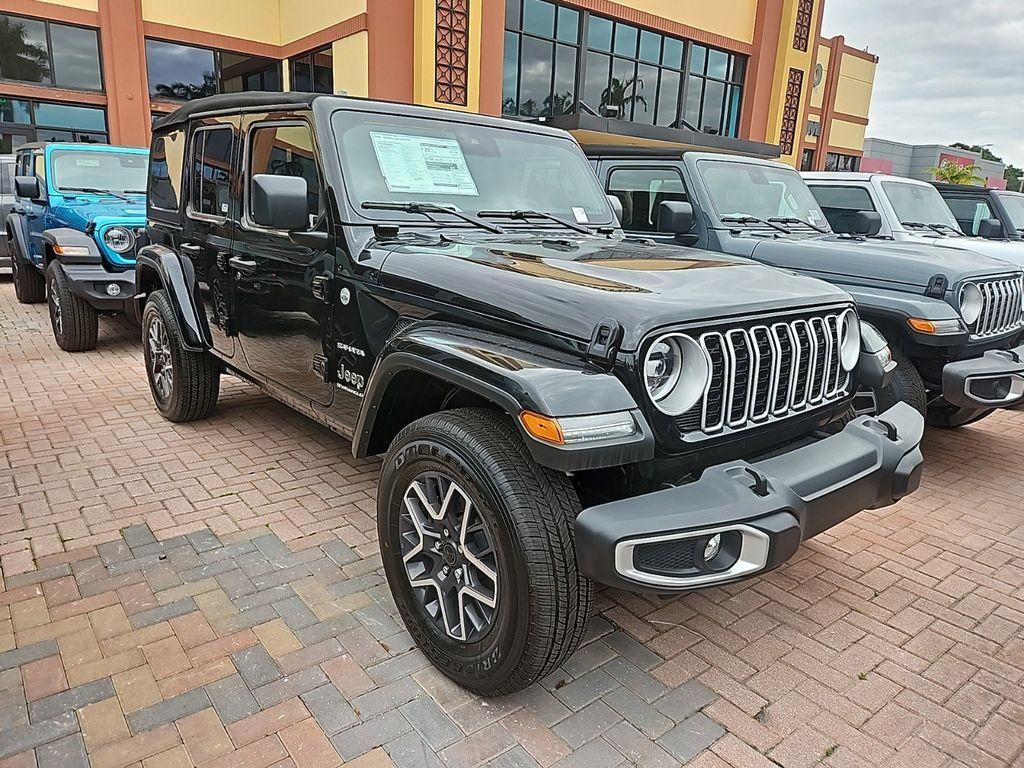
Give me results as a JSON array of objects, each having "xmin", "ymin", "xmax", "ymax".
[
  {"xmin": 839, "ymin": 308, "xmax": 861, "ymax": 372},
  {"xmin": 644, "ymin": 333, "xmax": 710, "ymax": 416},
  {"xmin": 104, "ymin": 226, "xmax": 135, "ymax": 254},
  {"xmin": 959, "ymin": 283, "xmax": 983, "ymax": 326}
]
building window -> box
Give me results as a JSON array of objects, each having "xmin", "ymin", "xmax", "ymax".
[
  {"xmin": 779, "ymin": 68, "xmax": 804, "ymax": 155},
  {"xmin": 0, "ymin": 13, "xmax": 102, "ymax": 91},
  {"xmin": 289, "ymin": 46, "xmax": 333, "ymax": 94},
  {"xmin": 146, "ymin": 39, "xmax": 281, "ymax": 101},
  {"xmin": 800, "ymin": 148, "xmax": 815, "ymax": 171},
  {"xmin": 825, "ymin": 152, "xmax": 860, "ymax": 172},
  {"xmin": 502, "ymin": 0, "xmax": 745, "ymax": 137},
  {"xmin": 0, "ymin": 97, "xmax": 107, "ymax": 150},
  {"xmin": 806, "ymin": 119, "xmax": 820, "ymax": 137}
]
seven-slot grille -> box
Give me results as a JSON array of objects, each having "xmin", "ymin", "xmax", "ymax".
[
  {"xmin": 969, "ymin": 275, "xmax": 1024, "ymax": 339},
  {"xmin": 675, "ymin": 310, "xmax": 853, "ymax": 436}
]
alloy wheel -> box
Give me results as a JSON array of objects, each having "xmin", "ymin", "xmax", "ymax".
[
  {"xmin": 147, "ymin": 316, "xmax": 174, "ymax": 400},
  {"xmin": 48, "ymin": 274, "xmax": 62, "ymax": 337},
  {"xmin": 399, "ymin": 472, "xmax": 498, "ymax": 642}
]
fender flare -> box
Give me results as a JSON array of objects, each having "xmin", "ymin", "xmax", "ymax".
[
  {"xmin": 832, "ymin": 283, "xmax": 968, "ymax": 348},
  {"xmin": 352, "ymin": 321, "xmax": 654, "ymax": 472},
  {"xmin": 4, "ymin": 212, "xmax": 32, "ymax": 265},
  {"xmin": 40, "ymin": 228, "xmax": 103, "ymax": 266},
  {"xmin": 135, "ymin": 244, "xmax": 212, "ymax": 351}
]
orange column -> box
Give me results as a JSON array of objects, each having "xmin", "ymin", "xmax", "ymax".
[
  {"xmin": 367, "ymin": 0, "xmax": 416, "ymax": 103},
  {"xmin": 478, "ymin": 0, "xmax": 506, "ymax": 115},
  {"xmin": 98, "ymin": 0, "xmax": 152, "ymax": 148},
  {"xmin": 740, "ymin": 0, "xmax": 785, "ymax": 142}
]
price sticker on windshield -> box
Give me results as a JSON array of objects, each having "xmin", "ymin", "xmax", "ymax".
[
  {"xmin": 572, "ymin": 207, "xmax": 590, "ymax": 224},
  {"xmin": 370, "ymin": 132, "xmax": 479, "ymax": 197}
]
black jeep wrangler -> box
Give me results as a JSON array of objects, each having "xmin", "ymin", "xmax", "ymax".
[
  {"xmin": 586, "ymin": 147, "xmax": 1024, "ymax": 428},
  {"xmin": 136, "ymin": 93, "xmax": 923, "ymax": 695}
]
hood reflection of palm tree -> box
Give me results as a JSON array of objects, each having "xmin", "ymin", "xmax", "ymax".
[{"xmin": 602, "ymin": 75, "xmax": 649, "ymax": 119}]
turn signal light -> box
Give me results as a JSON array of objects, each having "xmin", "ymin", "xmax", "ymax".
[
  {"xmin": 520, "ymin": 411, "xmax": 564, "ymax": 445},
  {"xmin": 908, "ymin": 318, "xmax": 936, "ymax": 333},
  {"xmin": 53, "ymin": 244, "xmax": 91, "ymax": 257},
  {"xmin": 907, "ymin": 317, "xmax": 964, "ymax": 335}
]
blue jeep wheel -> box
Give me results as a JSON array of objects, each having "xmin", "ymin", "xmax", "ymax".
[{"xmin": 46, "ymin": 261, "xmax": 97, "ymax": 352}]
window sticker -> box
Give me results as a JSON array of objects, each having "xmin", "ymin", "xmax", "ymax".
[
  {"xmin": 75, "ymin": 158, "xmax": 101, "ymax": 167},
  {"xmin": 370, "ymin": 132, "xmax": 479, "ymax": 196},
  {"xmin": 572, "ymin": 206, "xmax": 590, "ymax": 224}
]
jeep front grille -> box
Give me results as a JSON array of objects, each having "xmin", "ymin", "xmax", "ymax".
[
  {"xmin": 675, "ymin": 311, "xmax": 853, "ymax": 436},
  {"xmin": 970, "ymin": 276, "xmax": 1024, "ymax": 339}
]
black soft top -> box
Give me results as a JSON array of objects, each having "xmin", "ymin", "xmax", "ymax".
[{"xmin": 152, "ymin": 92, "xmax": 320, "ymax": 131}]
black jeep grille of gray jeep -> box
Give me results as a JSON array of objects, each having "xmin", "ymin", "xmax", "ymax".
[{"xmin": 673, "ymin": 308, "xmax": 854, "ymax": 437}]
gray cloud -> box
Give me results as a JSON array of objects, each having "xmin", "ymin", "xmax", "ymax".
[{"xmin": 823, "ymin": 0, "xmax": 1024, "ymax": 168}]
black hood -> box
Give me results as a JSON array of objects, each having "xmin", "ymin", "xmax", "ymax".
[
  {"xmin": 749, "ymin": 235, "xmax": 1017, "ymax": 290},
  {"xmin": 378, "ymin": 234, "xmax": 851, "ymax": 350}
]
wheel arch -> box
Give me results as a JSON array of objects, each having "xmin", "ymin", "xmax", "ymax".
[
  {"xmin": 135, "ymin": 244, "xmax": 212, "ymax": 351},
  {"xmin": 353, "ymin": 321, "xmax": 653, "ymax": 472}
]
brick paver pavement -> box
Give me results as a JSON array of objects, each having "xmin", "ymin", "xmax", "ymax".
[{"xmin": 1, "ymin": 279, "xmax": 1022, "ymax": 767}]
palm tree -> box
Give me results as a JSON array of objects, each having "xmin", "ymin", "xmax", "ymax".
[
  {"xmin": 601, "ymin": 75, "xmax": 649, "ymax": 119},
  {"xmin": 928, "ymin": 160, "xmax": 984, "ymax": 186},
  {"xmin": 0, "ymin": 16, "xmax": 51, "ymax": 83}
]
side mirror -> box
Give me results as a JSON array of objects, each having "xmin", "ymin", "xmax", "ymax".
[
  {"xmin": 606, "ymin": 194, "xmax": 623, "ymax": 225},
  {"xmin": 852, "ymin": 210, "xmax": 882, "ymax": 237},
  {"xmin": 978, "ymin": 218, "xmax": 1004, "ymax": 239},
  {"xmin": 251, "ymin": 174, "xmax": 310, "ymax": 231},
  {"xmin": 658, "ymin": 201, "xmax": 694, "ymax": 235},
  {"xmin": 14, "ymin": 175, "xmax": 41, "ymax": 200}
]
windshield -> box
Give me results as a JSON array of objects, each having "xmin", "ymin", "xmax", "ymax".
[
  {"xmin": 50, "ymin": 150, "xmax": 148, "ymax": 196},
  {"xmin": 881, "ymin": 181, "xmax": 960, "ymax": 231},
  {"xmin": 996, "ymin": 192, "xmax": 1024, "ymax": 232},
  {"xmin": 330, "ymin": 110, "xmax": 613, "ymax": 227},
  {"xmin": 697, "ymin": 160, "xmax": 830, "ymax": 230}
]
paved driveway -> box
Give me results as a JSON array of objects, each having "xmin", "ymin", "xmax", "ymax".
[{"xmin": 1, "ymin": 282, "xmax": 1022, "ymax": 768}]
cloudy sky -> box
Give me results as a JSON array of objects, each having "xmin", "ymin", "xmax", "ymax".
[{"xmin": 823, "ymin": 0, "xmax": 1024, "ymax": 168}]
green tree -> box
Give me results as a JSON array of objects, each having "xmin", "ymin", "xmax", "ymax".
[{"xmin": 928, "ymin": 159, "xmax": 984, "ymax": 185}]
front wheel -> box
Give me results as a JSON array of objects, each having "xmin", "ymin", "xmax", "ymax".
[
  {"xmin": 142, "ymin": 290, "xmax": 220, "ymax": 422},
  {"xmin": 855, "ymin": 347, "xmax": 927, "ymax": 417},
  {"xmin": 378, "ymin": 408, "xmax": 592, "ymax": 695},
  {"xmin": 47, "ymin": 261, "xmax": 98, "ymax": 352}
]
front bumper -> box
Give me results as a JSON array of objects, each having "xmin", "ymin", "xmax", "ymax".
[
  {"xmin": 575, "ymin": 403, "xmax": 924, "ymax": 593},
  {"xmin": 63, "ymin": 263, "xmax": 136, "ymax": 312},
  {"xmin": 941, "ymin": 342, "xmax": 1024, "ymax": 409}
]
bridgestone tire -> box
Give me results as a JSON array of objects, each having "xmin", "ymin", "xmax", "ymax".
[
  {"xmin": 378, "ymin": 408, "xmax": 593, "ymax": 695},
  {"xmin": 143, "ymin": 290, "xmax": 219, "ymax": 423},
  {"xmin": 872, "ymin": 347, "xmax": 927, "ymax": 417},
  {"xmin": 11, "ymin": 243, "xmax": 44, "ymax": 304},
  {"xmin": 47, "ymin": 261, "xmax": 98, "ymax": 352}
]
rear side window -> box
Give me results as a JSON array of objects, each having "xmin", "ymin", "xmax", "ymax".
[
  {"xmin": 607, "ymin": 167, "xmax": 687, "ymax": 232},
  {"xmin": 248, "ymin": 123, "xmax": 322, "ymax": 226},
  {"xmin": 945, "ymin": 197, "xmax": 994, "ymax": 237},
  {"xmin": 0, "ymin": 162, "xmax": 12, "ymax": 195},
  {"xmin": 190, "ymin": 127, "xmax": 234, "ymax": 218},
  {"xmin": 809, "ymin": 185, "xmax": 876, "ymax": 234},
  {"xmin": 149, "ymin": 129, "xmax": 186, "ymax": 211}
]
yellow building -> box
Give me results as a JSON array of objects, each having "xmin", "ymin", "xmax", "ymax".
[
  {"xmin": 0, "ymin": 0, "xmax": 875, "ymax": 167},
  {"xmin": 802, "ymin": 34, "xmax": 879, "ymax": 171}
]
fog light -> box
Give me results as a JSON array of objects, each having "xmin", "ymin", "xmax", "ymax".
[
  {"xmin": 703, "ymin": 534, "xmax": 722, "ymax": 562},
  {"xmin": 106, "ymin": 283, "xmax": 121, "ymax": 297}
]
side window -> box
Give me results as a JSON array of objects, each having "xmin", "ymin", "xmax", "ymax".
[
  {"xmin": 945, "ymin": 197, "xmax": 993, "ymax": 237},
  {"xmin": 190, "ymin": 127, "xmax": 234, "ymax": 218},
  {"xmin": 33, "ymin": 153, "xmax": 46, "ymax": 186},
  {"xmin": 0, "ymin": 162, "xmax": 12, "ymax": 195},
  {"xmin": 149, "ymin": 129, "xmax": 186, "ymax": 212},
  {"xmin": 607, "ymin": 167, "xmax": 687, "ymax": 232},
  {"xmin": 248, "ymin": 123, "xmax": 323, "ymax": 227},
  {"xmin": 808, "ymin": 185, "xmax": 875, "ymax": 234}
]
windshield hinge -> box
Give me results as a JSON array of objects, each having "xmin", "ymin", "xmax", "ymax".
[
  {"xmin": 925, "ymin": 274, "xmax": 948, "ymax": 298},
  {"xmin": 586, "ymin": 317, "xmax": 624, "ymax": 367}
]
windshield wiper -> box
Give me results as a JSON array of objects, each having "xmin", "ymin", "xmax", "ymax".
[
  {"xmin": 769, "ymin": 216, "xmax": 828, "ymax": 234},
  {"xmin": 477, "ymin": 209, "xmax": 592, "ymax": 235},
  {"xmin": 60, "ymin": 186, "xmax": 132, "ymax": 202},
  {"xmin": 901, "ymin": 221, "xmax": 931, "ymax": 230},
  {"xmin": 927, "ymin": 223, "xmax": 965, "ymax": 237},
  {"xmin": 362, "ymin": 201, "xmax": 505, "ymax": 234},
  {"xmin": 721, "ymin": 215, "xmax": 791, "ymax": 234}
]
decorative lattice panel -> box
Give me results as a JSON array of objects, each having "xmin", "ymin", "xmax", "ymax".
[
  {"xmin": 793, "ymin": 0, "xmax": 814, "ymax": 51},
  {"xmin": 435, "ymin": 0, "xmax": 470, "ymax": 106},
  {"xmin": 780, "ymin": 68, "xmax": 804, "ymax": 155}
]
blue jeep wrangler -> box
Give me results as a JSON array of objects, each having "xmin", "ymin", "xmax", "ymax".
[{"xmin": 5, "ymin": 142, "xmax": 149, "ymax": 351}]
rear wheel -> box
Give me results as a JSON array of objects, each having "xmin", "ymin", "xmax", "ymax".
[
  {"xmin": 143, "ymin": 290, "xmax": 220, "ymax": 422},
  {"xmin": 11, "ymin": 245, "xmax": 45, "ymax": 304},
  {"xmin": 378, "ymin": 408, "xmax": 592, "ymax": 695},
  {"xmin": 47, "ymin": 261, "xmax": 98, "ymax": 352}
]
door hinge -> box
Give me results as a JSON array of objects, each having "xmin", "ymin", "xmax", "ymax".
[
  {"xmin": 586, "ymin": 317, "xmax": 624, "ymax": 367},
  {"xmin": 312, "ymin": 354, "xmax": 331, "ymax": 382},
  {"xmin": 312, "ymin": 275, "xmax": 332, "ymax": 302}
]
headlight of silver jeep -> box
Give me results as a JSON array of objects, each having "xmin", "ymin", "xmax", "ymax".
[
  {"xmin": 103, "ymin": 226, "xmax": 135, "ymax": 254},
  {"xmin": 838, "ymin": 308, "xmax": 861, "ymax": 372},
  {"xmin": 959, "ymin": 282, "xmax": 983, "ymax": 326},
  {"xmin": 644, "ymin": 333, "xmax": 710, "ymax": 416}
]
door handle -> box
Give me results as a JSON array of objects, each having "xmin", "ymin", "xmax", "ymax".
[
  {"xmin": 180, "ymin": 242, "xmax": 202, "ymax": 256},
  {"xmin": 228, "ymin": 256, "xmax": 258, "ymax": 276}
]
